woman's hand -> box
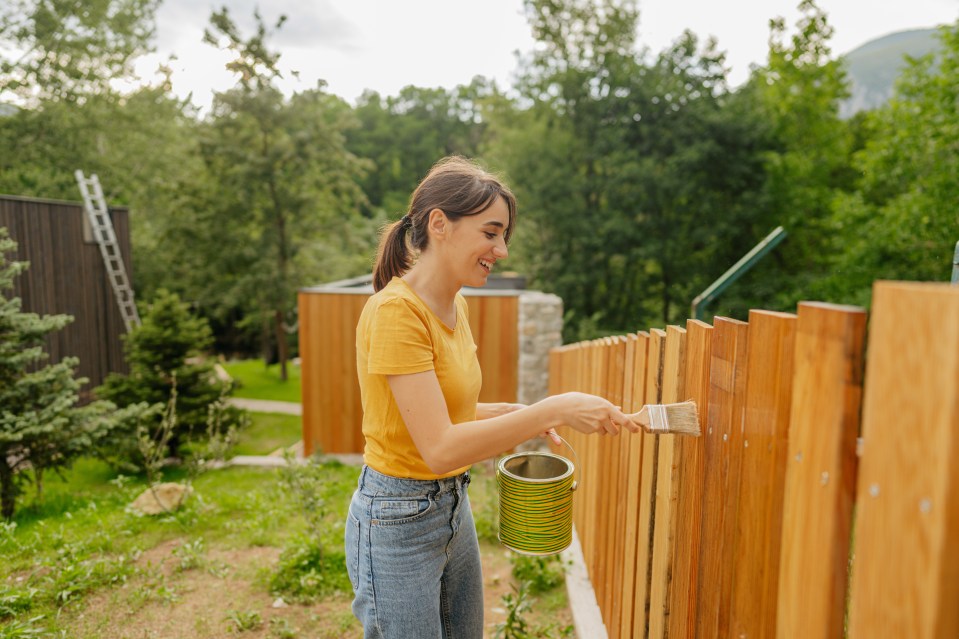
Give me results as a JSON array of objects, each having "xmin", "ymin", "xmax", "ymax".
[{"xmin": 544, "ymin": 392, "xmax": 636, "ymax": 435}]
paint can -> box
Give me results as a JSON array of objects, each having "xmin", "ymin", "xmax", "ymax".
[{"xmin": 497, "ymin": 440, "xmax": 578, "ymax": 556}]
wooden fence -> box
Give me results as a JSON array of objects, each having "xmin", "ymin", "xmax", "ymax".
[
  {"xmin": 0, "ymin": 194, "xmax": 131, "ymax": 390},
  {"xmin": 298, "ymin": 286, "xmax": 520, "ymax": 456},
  {"xmin": 550, "ymin": 281, "xmax": 959, "ymax": 638}
]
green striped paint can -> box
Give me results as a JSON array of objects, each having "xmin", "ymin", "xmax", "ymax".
[{"xmin": 496, "ymin": 449, "xmax": 577, "ymax": 555}]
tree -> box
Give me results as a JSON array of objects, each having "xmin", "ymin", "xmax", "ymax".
[
  {"xmin": 0, "ymin": 0, "xmax": 158, "ymax": 105},
  {"xmin": 487, "ymin": 0, "xmax": 771, "ymax": 334},
  {"xmin": 347, "ymin": 78, "xmax": 497, "ymax": 216},
  {"xmin": 819, "ymin": 20, "xmax": 959, "ymax": 304},
  {"xmin": 0, "ymin": 228, "xmax": 131, "ymax": 519},
  {"xmin": 95, "ymin": 289, "xmax": 244, "ymax": 465},
  {"xmin": 168, "ymin": 7, "xmax": 370, "ymax": 375}
]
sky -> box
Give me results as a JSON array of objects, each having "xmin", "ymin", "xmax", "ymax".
[{"xmin": 130, "ymin": 0, "xmax": 959, "ymax": 112}]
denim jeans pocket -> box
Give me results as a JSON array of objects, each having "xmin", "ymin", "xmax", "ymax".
[
  {"xmin": 345, "ymin": 509, "xmax": 360, "ymax": 590},
  {"xmin": 371, "ymin": 496, "xmax": 433, "ymax": 525}
]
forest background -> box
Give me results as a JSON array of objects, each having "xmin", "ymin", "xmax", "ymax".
[{"xmin": 1, "ymin": 0, "xmax": 956, "ymax": 366}]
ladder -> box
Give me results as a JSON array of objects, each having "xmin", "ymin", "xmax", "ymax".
[{"xmin": 75, "ymin": 170, "xmax": 141, "ymax": 332}]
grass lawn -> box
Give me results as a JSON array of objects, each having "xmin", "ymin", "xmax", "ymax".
[
  {"xmin": 223, "ymin": 359, "xmax": 302, "ymax": 403},
  {"xmin": 1, "ymin": 432, "xmax": 573, "ymax": 638},
  {"xmin": 231, "ymin": 412, "xmax": 302, "ymax": 457}
]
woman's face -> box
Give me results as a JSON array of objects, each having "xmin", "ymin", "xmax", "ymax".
[{"xmin": 445, "ymin": 196, "xmax": 510, "ymax": 288}]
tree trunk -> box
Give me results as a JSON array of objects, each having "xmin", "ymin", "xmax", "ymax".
[
  {"xmin": 34, "ymin": 466, "xmax": 43, "ymax": 505},
  {"xmin": 0, "ymin": 461, "xmax": 16, "ymax": 520},
  {"xmin": 275, "ymin": 308, "xmax": 288, "ymax": 382}
]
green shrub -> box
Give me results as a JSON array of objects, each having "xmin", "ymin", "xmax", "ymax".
[
  {"xmin": 268, "ymin": 537, "xmax": 350, "ymax": 602},
  {"xmin": 510, "ymin": 554, "xmax": 565, "ymax": 594}
]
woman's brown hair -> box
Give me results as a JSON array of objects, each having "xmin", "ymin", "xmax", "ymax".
[{"xmin": 372, "ymin": 156, "xmax": 517, "ymax": 292}]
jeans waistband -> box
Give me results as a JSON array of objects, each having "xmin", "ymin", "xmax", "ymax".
[{"xmin": 359, "ymin": 465, "xmax": 470, "ymax": 497}]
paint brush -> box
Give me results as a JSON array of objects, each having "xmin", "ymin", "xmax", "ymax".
[{"xmin": 627, "ymin": 400, "xmax": 701, "ymax": 436}]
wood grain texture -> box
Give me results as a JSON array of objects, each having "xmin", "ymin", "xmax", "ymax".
[
  {"xmin": 605, "ymin": 336, "xmax": 628, "ymax": 635},
  {"xmin": 730, "ymin": 310, "xmax": 796, "ymax": 639},
  {"xmin": 0, "ymin": 195, "xmax": 131, "ymax": 391},
  {"xmin": 611, "ymin": 335, "xmax": 638, "ymax": 639},
  {"xmin": 696, "ymin": 317, "xmax": 749, "ymax": 639},
  {"xmin": 848, "ymin": 282, "xmax": 959, "ymax": 639},
  {"xmin": 635, "ymin": 328, "xmax": 666, "ymax": 637},
  {"xmin": 619, "ymin": 332, "xmax": 650, "ymax": 638},
  {"xmin": 668, "ymin": 320, "xmax": 712, "ymax": 639},
  {"xmin": 649, "ymin": 326, "xmax": 687, "ymax": 638},
  {"xmin": 776, "ymin": 302, "xmax": 866, "ymax": 639}
]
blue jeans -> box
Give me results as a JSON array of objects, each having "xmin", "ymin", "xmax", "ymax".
[{"xmin": 345, "ymin": 465, "xmax": 484, "ymax": 638}]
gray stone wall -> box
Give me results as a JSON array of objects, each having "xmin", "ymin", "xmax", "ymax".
[{"xmin": 517, "ymin": 291, "xmax": 564, "ymax": 406}]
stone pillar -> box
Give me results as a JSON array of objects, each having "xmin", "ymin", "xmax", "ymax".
[{"xmin": 517, "ymin": 291, "xmax": 564, "ymax": 406}]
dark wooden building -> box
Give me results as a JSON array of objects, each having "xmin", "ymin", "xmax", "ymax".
[{"xmin": 0, "ymin": 194, "xmax": 132, "ymax": 389}]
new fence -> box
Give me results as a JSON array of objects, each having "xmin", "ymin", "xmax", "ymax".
[{"xmin": 550, "ymin": 281, "xmax": 959, "ymax": 638}]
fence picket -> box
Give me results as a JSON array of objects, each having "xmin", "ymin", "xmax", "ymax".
[
  {"xmin": 696, "ymin": 317, "xmax": 749, "ymax": 639},
  {"xmin": 667, "ymin": 320, "xmax": 712, "ymax": 639},
  {"xmin": 649, "ymin": 326, "xmax": 687, "ymax": 638},
  {"xmin": 848, "ymin": 282, "xmax": 959, "ymax": 638},
  {"xmin": 730, "ymin": 310, "xmax": 797, "ymax": 639},
  {"xmin": 776, "ymin": 302, "xmax": 866, "ymax": 639}
]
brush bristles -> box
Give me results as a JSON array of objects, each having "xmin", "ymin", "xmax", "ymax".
[{"xmin": 647, "ymin": 400, "xmax": 701, "ymax": 436}]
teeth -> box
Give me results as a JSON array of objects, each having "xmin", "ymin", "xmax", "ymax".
[{"xmin": 480, "ymin": 259, "xmax": 492, "ymax": 271}]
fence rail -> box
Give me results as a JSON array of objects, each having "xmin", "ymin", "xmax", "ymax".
[{"xmin": 549, "ymin": 281, "xmax": 959, "ymax": 639}]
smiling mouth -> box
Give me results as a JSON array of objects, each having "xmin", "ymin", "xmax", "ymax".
[{"xmin": 479, "ymin": 259, "xmax": 493, "ymax": 273}]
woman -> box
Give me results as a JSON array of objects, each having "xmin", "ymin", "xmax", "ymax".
[{"xmin": 345, "ymin": 156, "xmax": 635, "ymax": 638}]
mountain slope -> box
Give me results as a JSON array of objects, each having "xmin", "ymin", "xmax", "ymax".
[{"xmin": 840, "ymin": 27, "xmax": 941, "ymax": 118}]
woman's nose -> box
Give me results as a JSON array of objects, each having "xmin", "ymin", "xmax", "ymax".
[{"xmin": 494, "ymin": 241, "xmax": 508, "ymax": 259}]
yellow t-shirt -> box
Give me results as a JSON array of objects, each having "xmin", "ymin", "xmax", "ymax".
[{"xmin": 356, "ymin": 277, "xmax": 482, "ymax": 479}]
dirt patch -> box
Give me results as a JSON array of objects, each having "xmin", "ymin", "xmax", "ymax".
[{"xmin": 59, "ymin": 498, "xmax": 571, "ymax": 639}]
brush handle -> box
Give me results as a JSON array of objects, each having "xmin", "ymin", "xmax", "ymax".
[{"xmin": 627, "ymin": 405, "xmax": 651, "ymax": 430}]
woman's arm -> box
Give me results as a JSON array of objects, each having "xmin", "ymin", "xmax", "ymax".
[
  {"xmin": 476, "ymin": 402, "xmax": 525, "ymax": 419},
  {"xmin": 389, "ymin": 371, "xmax": 634, "ymax": 475}
]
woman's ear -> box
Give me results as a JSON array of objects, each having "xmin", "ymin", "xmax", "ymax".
[{"xmin": 426, "ymin": 208, "xmax": 449, "ymax": 240}]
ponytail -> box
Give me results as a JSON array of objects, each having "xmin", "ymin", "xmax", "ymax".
[{"xmin": 372, "ymin": 219, "xmax": 412, "ymax": 292}]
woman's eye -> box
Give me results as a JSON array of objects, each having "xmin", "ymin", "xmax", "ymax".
[{"xmin": 484, "ymin": 232, "xmax": 496, "ymax": 240}]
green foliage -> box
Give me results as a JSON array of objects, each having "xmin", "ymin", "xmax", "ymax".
[
  {"xmin": 268, "ymin": 538, "xmax": 351, "ymax": 603},
  {"xmin": 494, "ymin": 581, "xmax": 574, "ymax": 639},
  {"xmin": 0, "ymin": 229, "xmax": 139, "ymax": 520},
  {"xmin": 819, "ymin": 20, "xmax": 959, "ymax": 302},
  {"xmin": 510, "ymin": 554, "xmax": 566, "ymax": 594},
  {"xmin": 0, "ymin": 0, "xmax": 159, "ymax": 104},
  {"xmin": 268, "ymin": 456, "xmax": 353, "ymax": 602},
  {"xmin": 225, "ymin": 609, "xmax": 263, "ymax": 633},
  {"xmin": 95, "ymin": 289, "xmax": 245, "ymax": 465},
  {"xmin": 347, "ymin": 78, "xmax": 497, "ymax": 216}
]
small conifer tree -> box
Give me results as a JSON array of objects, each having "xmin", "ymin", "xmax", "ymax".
[
  {"xmin": 0, "ymin": 228, "xmax": 130, "ymax": 519},
  {"xmin": 96, "ymin": 289, "xmax": 244, "ymax": 466}
]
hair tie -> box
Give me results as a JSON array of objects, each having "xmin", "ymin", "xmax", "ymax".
[{"xmin": 400, "ymin": 214, "xmax": 412, "ymax": 228}]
